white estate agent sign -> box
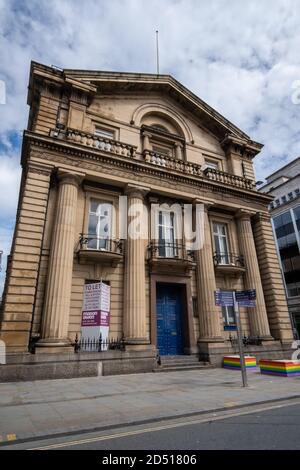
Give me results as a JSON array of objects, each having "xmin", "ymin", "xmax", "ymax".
[{"xmin": 81, "ymin": 282, "xmax": 111, "ymax": 349}]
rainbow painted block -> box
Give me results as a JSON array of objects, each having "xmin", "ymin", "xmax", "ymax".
[
  {"xmin": 259, "ymin": 359, "xmax": 300, "ymax": 377},
  {"xmin": 223, "ymin": 355, "xmax": 257, "ymax": 370}
]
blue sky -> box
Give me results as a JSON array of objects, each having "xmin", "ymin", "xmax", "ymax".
[{"xmin": 1, "ymin": 0, "xmax": 300, "ymax": 293}]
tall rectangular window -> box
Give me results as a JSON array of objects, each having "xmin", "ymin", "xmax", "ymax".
[
  {"xmin": 88, "ymin": 200, "xmax": 113, "ymax": 250},
  {"xmin": 213, "ymin": 223, "xmax": 229, "ymax": 264},
  {"xmin": 158, "ymin": 211, "xmax": 176, "ymax": 257},
  {"xmin": 222, "ymin": 305, "xmax": 236, "ymax": 329}
]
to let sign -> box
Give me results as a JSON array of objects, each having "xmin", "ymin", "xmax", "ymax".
[{"xmin": 80, "ymin": 282, "xmax": 111, "ymax": 349}]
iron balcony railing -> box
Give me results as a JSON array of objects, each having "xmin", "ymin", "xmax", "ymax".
[
  {"xmin": 79, "ymin": 234, "xmax": 123, "ymax": 254},
  {"xmin": 149, "ymin": 241, "xmax": 195, "ymax": 261},
  {"xmin": 213, "ymin": 251, "xmax": 245, "ymax": 267}
]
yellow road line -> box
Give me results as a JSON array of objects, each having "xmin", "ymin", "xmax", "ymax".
[{"xmin": 30, "ymin": 400, "xmax": 300, "ymax": 450}]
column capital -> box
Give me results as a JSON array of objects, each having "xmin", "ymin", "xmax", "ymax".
[
  {"xmin": 124, "ymin": 184, "xmax": 150, "ymax": 200},
  {"xmin": 174, "ymin": 142, "xmax": 183, "ymax": 148},
  {"xmin": 142, "ymin": 130, "xmax": 153, "ymax": 138},
  {"xmin": 235, "ymin": 209, "xmax": 255, "ymax": 220},
  {"xmin": 57, "ymin": 170, "xmax": 85, "ymax": 188}
]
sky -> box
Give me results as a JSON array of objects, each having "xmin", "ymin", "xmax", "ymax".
[{"xmin": 0, "ymin": 0, "xmax": 300, "ymax": 293}]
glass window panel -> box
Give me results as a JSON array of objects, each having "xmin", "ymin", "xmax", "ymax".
[
  {"xmin": 88, "ymin": 200, "xmax": 112, "ymax": 250},
  {"xmin": 88, "ymin": 214, "xmax": 97, "ymax": 235},
  {"xmin": 213, "ymin": 223, "xmax": 229, "ymax": 263},
  {"xmin": 94, "ymin": 127, "xmax": 114, "ymax": 139},
  {"xmin": 158, "ymin": 210, "xmax": 176, "ymax": 257},
  {"xmin": 222, "ymin": 305, "xmax": 236, "ymax": 325},
  {"xmin": 90, "ymin": 200, "xmax": 99, "ymax": 213},
  {"xmin": 293, "ymin": 206, "xmax": 300, "ymax": 220}
]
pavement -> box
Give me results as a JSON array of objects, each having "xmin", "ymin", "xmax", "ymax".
[{"xmin": 0, "ymin": 368, "xmax": 299, "ymax": 446}]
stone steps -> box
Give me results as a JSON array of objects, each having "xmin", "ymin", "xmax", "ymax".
[{"xmin": 153, "ymin": 355, "xmax": 212, "ymax": 373}]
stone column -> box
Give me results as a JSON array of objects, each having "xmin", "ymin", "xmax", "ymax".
[
  {"xmin": 195, "ymin": 203, "xmax": 223, "ymax": 341},
  {"xmin": 123, "ymin": 184, "xmax": 150, "ymax": 349},
  {"xmin": 236, "ymin": 211, "xmax": 273, "ymax": 340},
  {"xmin": 37, "ymin": 171, "xmax": 84, "ymax": 352}
]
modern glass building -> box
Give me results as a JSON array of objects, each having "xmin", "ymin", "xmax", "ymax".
[{"xmin": 260, "ymin": 157, "xmax": 300, "ymax": 338}]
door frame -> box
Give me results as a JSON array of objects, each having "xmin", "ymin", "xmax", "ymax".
[{"xmin": 150, "ymin": 275, "xmax": 197, "ymax": 354}]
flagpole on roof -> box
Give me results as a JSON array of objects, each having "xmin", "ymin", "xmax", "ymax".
[{"xmin": 156, "ymin": 30, "xmax": 160, "ymax": 75}]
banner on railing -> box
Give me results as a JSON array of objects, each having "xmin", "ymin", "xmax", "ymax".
[{"xmin": 81, "ymin": 282, "xmax": 111, "ymax": 350}]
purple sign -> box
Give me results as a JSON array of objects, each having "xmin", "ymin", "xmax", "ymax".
[{"xmin": 81, "ymin": 310, "xmax": 100, "ymax": 327}]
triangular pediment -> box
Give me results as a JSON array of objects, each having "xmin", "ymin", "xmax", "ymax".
[{"xmin": 29, "ymin": 62, "xmax": 262, "ymax": 154}]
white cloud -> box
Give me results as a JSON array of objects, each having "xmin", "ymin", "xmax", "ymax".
[{"xmin": 0, "ymin": 151, "xmax": 21, "ymax": 220}]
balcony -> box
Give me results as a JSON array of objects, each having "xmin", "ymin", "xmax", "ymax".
[
  {"xmin": 148, "ymin": 241, "xmax": 195, "ymax": 273},
  {"xmin": 76, "ymin": 235, "xmax": 124, "ymax": 266},
  {"xmin": 203, "ymin": 167, "xmax": 254, "ymax": 191},
  {"xmin": 65, "ymin": 128, "xmax": 137, "ymax": 158},
  {"xmin": 49, "ymin": 127, "xmax": 256, "ymax": 192},
  {"xmin": 144, "ymin": 150, "xmax": 203, "ymax": 177},
  {"xmin": 213, "ymin": 251, "xmax": 245, "ymax": 275}
]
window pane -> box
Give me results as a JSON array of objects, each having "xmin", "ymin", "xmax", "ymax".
[
  {"xmin": 88, "ymin": 200, "xmax": 112, "ymax": 250},
  {"xmin": 222, "ymin": 305, "xmax": 236, "ymax": 326},
  {"xmin": 88, "ymin": 214, "xmax": 97, "ymax": 235},
  {"xmin": 90, "ymin": 200, "xmax": 99, "ymax": 213},
  {"xmin": 213, "ymin": 223, "xmax": 229, "ymax": 263},
  {"xmin": 95, "ymin": 127, "xmax": 114, "ymax": 139},
  {"xmin": 214, "ymin": 235, "xmax": 221, "ymax": 254}
]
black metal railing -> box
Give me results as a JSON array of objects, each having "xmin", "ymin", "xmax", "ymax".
[
  {"xmin": 74, "ymin": 333, "xmax": 125, "ymax": 353},
  {"xmin": 79, "ymin": 234, "xmax": 123, "ymax": 253},
  {"xmin": 229, "ymin": 334, "xmax": 262, "ymax": 349},
  {"xmin": 213, "ymin": 251, "xmax": 244, "ymax": 267},
  {"xmin": 148, "ymin": 241, "xmax": 195, "ymax": 261}
]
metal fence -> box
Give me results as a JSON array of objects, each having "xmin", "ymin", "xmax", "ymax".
[
  {"xmin": 229, "ymin": 334, "xmax": 262, "ymax": 352},
  {"xmin": 74, "ymin": 333, "xmax": 125, "ymax": 353}
]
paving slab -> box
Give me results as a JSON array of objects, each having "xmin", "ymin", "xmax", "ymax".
[{"xmin": 0, "ymin": 369, "xmax": 299, "ymax": 445}]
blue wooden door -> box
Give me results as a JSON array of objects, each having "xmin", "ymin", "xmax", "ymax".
[{"xmin": 156, "ymin": 284, "xmax": 183, "ymax": 355}]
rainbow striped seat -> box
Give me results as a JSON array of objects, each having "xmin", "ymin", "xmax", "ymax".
[
  {"xmin": 259, "ymin": 359, "xmax": 300, "ymax": 377},
  {"xmin": 223, "ymin": 355, "xmax": 257, "ymax": 370}
]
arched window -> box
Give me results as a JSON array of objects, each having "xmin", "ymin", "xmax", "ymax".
[{"xmin": 141, "ymin": 119, "xmax": 185, "ymax": 160}]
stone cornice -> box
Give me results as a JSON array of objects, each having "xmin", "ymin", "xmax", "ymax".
[
  {"xmin": 221, "ymin": 134, "xmax": 263, "ymax": 159},
  {"xmin": 27, "ymin": 161, "xmax": 54, "ymax": 176},
  {"xmin": 23, "ymin": 131, "xmax": 273, "ymax": 207}
]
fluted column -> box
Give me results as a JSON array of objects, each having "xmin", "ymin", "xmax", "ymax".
[
  {"xmin": 37, "ymin": 171, "xmax": 83, "ymax": 351},
  {"xmin": 195, "ymin": 203, "xmax": 223, "ymax": 341},
  {"xmin": 236, "ymin": 211, "xmax": 273, "ymax": 340},
  {"xmin": 123, "ymin": 184, "xmax": 150, "ymax": 348}
]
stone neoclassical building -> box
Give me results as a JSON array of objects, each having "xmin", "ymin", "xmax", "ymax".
[{"xmin": 0, "ymin": 62, "xmax": 294, "ymax": 379}]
